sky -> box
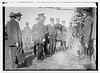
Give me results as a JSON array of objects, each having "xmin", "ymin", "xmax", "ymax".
[{"xmin": 5, "ymin": 7, "xmax": 76, "ymax": 30}]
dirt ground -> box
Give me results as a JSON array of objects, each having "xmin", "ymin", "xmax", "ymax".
[{"xmin": 4, "ymin": 40, "xmax": 95, "ymax": 70}]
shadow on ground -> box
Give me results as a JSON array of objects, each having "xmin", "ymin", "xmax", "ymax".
[{"xmin": 23, "ymin": 47, "xmax": 35, "ymax": 68}]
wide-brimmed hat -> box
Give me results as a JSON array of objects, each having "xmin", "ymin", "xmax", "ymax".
[
  {"xmin": 14, "ymin": 12, "xmax": 23, "ymax": 17},
  {"xmin": 9, "ymin": 12, "xmax": 15, "ymax": 17}
]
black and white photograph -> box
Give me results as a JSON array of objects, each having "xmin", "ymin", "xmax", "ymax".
[{"xmin": 2, "ymin": 1, "xmax": 98, "ymax": 71}]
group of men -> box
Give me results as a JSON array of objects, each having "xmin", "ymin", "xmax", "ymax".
[
  {"xmin": 73, "ymin": 8, "xmax": 96, "ymax": 65},
  {"xmin": 31, "ymin": 13, "xmax": 68, "ymax": 60},
  {"xmin": 6, "ymin": 12, "xmax": 68, "ymax": 69},
  {"xmin": 5, "ymin": 7, "xmax": 96, "ymax": 69}
]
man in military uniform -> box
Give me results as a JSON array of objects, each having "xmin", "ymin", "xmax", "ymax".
[
  {"xmin": 6, "ymin": 12, "xmax": 25, "ymax": 69},
  {"xmin": 22, "ymin": 22, "xmax": 32, "ymax": 50},
  {"xmin": 54, "ymin": 18, "xmax": 63, "ymax": 51},
  {"xmin": 32, "ymin": 13, "xmax": 46, "ymax": 60},
  {"xmin": 61, "ymin": 20, "xmax": 67, "ymax": 50},
  {"xmin": 46, "ymin": 17, "xmax": 57, "ymax": 55}
]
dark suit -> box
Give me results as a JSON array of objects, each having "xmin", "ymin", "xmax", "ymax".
[
  {"xmin": 45, "ymin": 24, "xmax": 57, "ymax": 55},
  {"xmin": 6, "ymin": 19, "xmax": 24, "ymax": 68},
  {"xmin": 6, "ymin": 19, "xmax": 22, "ymax": 46}
]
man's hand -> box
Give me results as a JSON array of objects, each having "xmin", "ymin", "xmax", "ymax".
[
  {"xmin": 16, "ymin": 42, "xmax": 19, "ymax": 47},
  {"xmin": 85, "ymin": 43, "xmax": 88, "ymax": 48},
  {"xmin": 43, "ymin": 38, "xmax": 45, "ymax": 42}
]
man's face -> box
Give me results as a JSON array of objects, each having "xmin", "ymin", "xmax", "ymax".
[
  {"xmin": 62, "ymin": 22, "xmax": 65, "ymax": 25},
  {"xmin": 36, "ymin": 20, "xmax": 40, "ymax": 24},
  {"xmin": 16, "ymin": 16, "xmax": 21, "ymax": 21},
  {"xmin": 26, "ymin": 22, "xmax": 29, "ymax": 26},
  {"xmin": 50, "ymin": 21, "xmax": 54, "ymax": 25}
]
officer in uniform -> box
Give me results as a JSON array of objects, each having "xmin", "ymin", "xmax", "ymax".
[
  {"xmin": 54, "ymin": 18, "xmax": 63, "ymax": 51},
  {"xmin": 32, "ymin": 13, "xmax": 46, "ymax": 60},
  {"xmin": 6, "ymin": 12, "xmax": 25, "ymax": 69},
  {"xmin": 61, "ymin": 20, "xmax": 67, "ymax": 50},
  {"xmin": 46, "ymin": 17, "xmax": 57, "ymax": 55}
]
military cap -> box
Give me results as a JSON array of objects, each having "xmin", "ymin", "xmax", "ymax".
[
  {"xmin": 61, "ymin": 20, "xmax": 66, "ymax": 22},
  {"xmin": 35, "ymin": 18, "xmax": 39, "ymax": 20},
  {"xmin": 14, "ymin": 12, "xmax": 23, "ymax": 16},
  {"xmin": 38, "ymin": 13, "xmax": 44, "ymax": 16},
  {"xmin": 50, "ymin": 17, "xmax": 55, "ymax": 21},
  {"xmin": 9, "ymin": 12, "xmax": 15, "ymax": 17},
  {"xmin": 26, "ymin": 22, "xmax": 29, "ymax": 25}
]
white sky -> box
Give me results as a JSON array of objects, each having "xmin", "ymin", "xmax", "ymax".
[
  {"xmin": 5, "ymin": 7, "xmax": 75, "ymax": 30},
  {"xmin": 4, "ymin": 2, "xmax": 96, "ymax": 30}
]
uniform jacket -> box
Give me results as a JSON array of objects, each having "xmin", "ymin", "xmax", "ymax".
[
  {"xmin": 62, "ymin": 25, "xmax": 67, "ymax": 41},
  {"xmin": 45, "ymin": 24, "xmax": 56, "ymax": 36},
  {"xmin": 32, "ymin": 22, "xmax": 46, "ymax": 43},
  {"xmin": 6, "ymin": 19, "xmax": 22, "ymax": 46},
  {"xmin": 54, "ymin": 23, "xmax": 63, "ymax": 41}
]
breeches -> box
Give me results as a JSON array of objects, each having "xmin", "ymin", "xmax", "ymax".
[{"xmin": 49, "ymin": 37, "xmax": 56, "ymax": 54}]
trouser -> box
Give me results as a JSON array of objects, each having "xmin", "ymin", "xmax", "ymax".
[
  {"xmin": 49, "ymin": 36, "xmax": 56, "ymax": 55},
  {"xmin": 88, "ymin": 39, "xmax": 94, "ymax": 58},
  {"xmin": 33, "ymin": 44, "xmax": 37, "ymax": 57},
  {"xmin": 62, "ymin": 41, "xmax": 66, "ymax": 50},
  {"xmin": 93, "ymin": 39, "xmax": 96, "ymax": 62},
  {"xmin": 37, "ymin": 44, "xmax": 44, "ymax": 60},
  {"xmin": 10, "ymin": 46, "xmax": 25, "ymax": 69},
  {"xmin": 44, "ymin": 43, "xmax": 50, "ymax": 57},
  {"xmin": 10, "ymin": 47, "xmax": 18, "ymax": 69},
  {"xmin": 44, "ymin": 35, "xmax": 50, "ymax": 57}
]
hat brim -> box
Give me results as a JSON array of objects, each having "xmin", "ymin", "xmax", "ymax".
[
  {"xmin": 9, "ymin": 14, "xmax": 15, "ymax": 17},
  {"xmin": 14, "ymin": 14, "xmax": 23, "ymax": 17},
  {"xmin": 50, "ymin": 20, "xmax": 55, "ymax": 21},
  {"xmin": 15, "ymin": 15, "xmax": 23, "ymax": 16}
]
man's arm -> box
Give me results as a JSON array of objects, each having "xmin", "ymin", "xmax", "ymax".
[
  {"xmin": 17, "ymin": 23, "xmax": 22, "ymax": 46},
  {"xmin": 6, "ymin": 22, "xmax": 11, "ymax": 37}
]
